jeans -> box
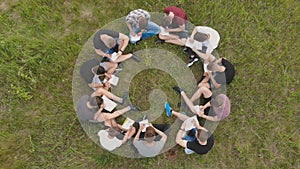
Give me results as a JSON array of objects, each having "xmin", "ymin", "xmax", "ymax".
[
  {"xmin": 130, "ymin": 21, "xmax": 160, "ymax": 43},
  {"xmin": 182, "ymin": 128, "xmax": 197, "ymax": 154}
]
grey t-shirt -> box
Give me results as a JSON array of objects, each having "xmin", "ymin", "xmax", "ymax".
[
  {"xmin": 133, "ymin": 139, "xmax": 165, "ymax": 157},
  {"xmin": 76, "ymin": 95, "xmax": 98, "ymax": 121}
]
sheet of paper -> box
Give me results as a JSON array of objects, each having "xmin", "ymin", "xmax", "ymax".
[
  {"xmin": 139, "ymin": 119, "xmax": 150, "ymax": 132},
  {"xmin": 122, "ymin": 117, "xmax": 135, "ymax": 130},
  {"xmin": 111, "ymin": 52, "xmax": 119, "ymax": 62},
  {"xmin": 130, "ymin": 34, "xmax": 141, "ymax": 41},
  {"xmin": 184, "ymin": 115, "xmax": 199, "ymax": 131},
  {"xmin": 101, "ymin": 95, "xmax": 117, "ymax": 112},
  {"xmin": 160, "ymin": 26, "xmax": 169, "ymax": 36},
  {"xmin": 109, "ymin": 75, "xmax": 119, "ymax": 86},
  {"xmin": 185, "ymin": 38, "xmax": 203, "ymax": 50}
]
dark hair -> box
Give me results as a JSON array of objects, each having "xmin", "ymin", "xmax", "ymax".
[
  {"xmin": 144, "ymin": 126, "xmax": 155, "ymax": 143},
  {"xmin": 161, "ymin": 16, "xmax": 172, "ymax": 28},
  {"xmin": 211, "ymin": 96, "xmax": 224, "ymax": 107},
  {"xmin": 95, "ymin": 96, "xmax": 104, "ymax": 108},
  {"xmin": 108, "ymin": 126, "xmax": 121, "ymax": 137},
  {"xmin": 207, "ymin": 61, "xmax": 218, "ymax": 71},
  {"xmin": 96, "ymin": 66, "xmax": 106, "ymax": 75},
  {"xmin": 194, "ymin": 32, "xmax": 208, "ymax": 42},
  {"xmin": 138, "ymin": 17, "xmax": 148, "ymax": 30}
]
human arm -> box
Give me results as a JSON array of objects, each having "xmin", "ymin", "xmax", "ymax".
[
  {"xmin": 149, "ymin": 123, "xmax": 167, "ymax": 142},
  {"xmin": 134, "ymin": 124, "xmax": 145, "ymax": 141},
  {"xmin": 125, "ymin": 22, "xmax": 136, "ymax": 36},
  {"xmin": 208, "ymin": 72, "xmax": 221, "ymax": 89},
  {"xmin": 118, "ymin": 33, "xmax": 129, "ymax": 53},
  {"xmin": 88, "ymin": 82, "xmax": 103, "ymax": 89},
  {"xmin": 166, "ymin": 24, "xmax": 185, "ymax": 32},
  {"xmin": 93, "ymin": 103, "xmax": 106, "ymax": 121},
  {"xmin": 199, "ymin": 101, "xmax": 211, "ymax": 111},
  {"xmin": 198, "ymin": 113, "xmax": 220, "ymax": 122},
  {"xmin": 189, "ymin": 27, "xmax": 198, "ymax": 43},
  {"xmin": 95, "ymin": 49, "xmax": 111, "ymax": 58},
  {"xmin": 192, "ymin": 119, "xmax": 208, "ymax": 132},
  {"xmin": 175, "ymin": 121, "xmax": 188, "ymax": 148},
  {"xmin": 192, "ymin": 47, "xmax": 216, "ymax": 62}
]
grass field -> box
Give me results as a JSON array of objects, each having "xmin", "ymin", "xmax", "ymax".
[{"xmin": 0, "ymin": 0, "xmax": 299, "ymax": 168}]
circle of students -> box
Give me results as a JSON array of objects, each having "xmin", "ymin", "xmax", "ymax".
[{"xmin": 76, "ymin": 6, "xmax": 236, "ymax": 158}]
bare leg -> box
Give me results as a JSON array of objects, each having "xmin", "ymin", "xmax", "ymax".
[
  {"xmin": 171, "ymin": 110, "xmax": 190, "ymax": 121},
  {"xmin": 190, "ymin": 87, "xmax": 212, "ymax": 102},
  {"xmin": 114, "ymin": 53, "xmax": 133, "ymax": 63},
  {"xmin": 93, "ymin": 88, "xmax": 122, "ymax": 103},
  {"xmin": 158, "ymin": 33, "xmax": 180, "ymax": 40},
  {"xmin": 105, "ymin": 62, "xmax": 118, "ymax": 75},
  {"xmin": 181, "ymin": 91, "xmax": 197, "ymax": 114},
  {"xmin": 103, "ymin": 106, "xmax": 131, "ymax": 120},
  {"xmin": 165, "ymin": 39, "xmax": 185, "ymax": 46}
]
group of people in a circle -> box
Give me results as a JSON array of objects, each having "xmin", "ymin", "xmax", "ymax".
[{"xmin": 76, "ymin": 6, "xmax": 235, "ymax": 157}]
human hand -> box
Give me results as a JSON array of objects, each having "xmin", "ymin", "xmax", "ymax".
[
  {"xmin": 100, "ymin": 103, "xmax": 106, "ymax": 109},
  {"xmin": 88, "ymin": 83, "xmax": 94, "ymax": 88},
  {"xmin": 131, "ymin": 31, "xmax": 136, "ymax": 37},
  {"xmin": 189, "ymin": 38, "xmax": 195, "ymax": 44},
  {"xmin": 199, "ymin": 105, "xmax": 205, "ymax": 111},
  {"xmin": 137, "ymin": 31, "xmax": 143, "ymax": 36},
  {"xmin": 104, "ymin": 81, "xmax": 111, "ymax": 88},
  {"xmin": 117, "ymin": 51, "xmax": 122, "ymax": 56},
  {"xmin": 139, "ymin": 124, "xmax": 146, "ymax": 131},
  {"xmin": 197, "ymin": 111, "xmax": 205, "ymax": 118}
]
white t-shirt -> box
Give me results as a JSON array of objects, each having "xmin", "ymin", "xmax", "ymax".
[
  {"xmin": 196, "ymin": 26, "xmax": 220, "ymax": 53},
  {"xmin": 98, "ymin": 130, "xmax": 122, "ymax": 151}
]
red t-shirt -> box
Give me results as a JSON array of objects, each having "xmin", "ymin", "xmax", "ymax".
[{"xmin": 164, "ymin": 6, "xmax": 187, "ymax": 25}]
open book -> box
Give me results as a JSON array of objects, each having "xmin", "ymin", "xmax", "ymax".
[
  {"xmin": 129, "ymin": 33, "xmax": 141, "ymax": 42},
  {"xmin": 121, "ymin": 117, "xmax": 135, "ymax": 130},
  {"xmin": 184, "ymin": 115, "xmax": 199, "ymax": 131},
  {"xmin": 160, "ymin": 26, "xmax": 169, "ymax": 36},
  {"xmin": 109, "ymin": 75, "xmax": 119, "ymax": 86},
  {"xmin": 185, "ymin": 38, "xmax": 203, "ymax": 50},
  {"xmin": 139, "ymin": 119, "xmax": 150, "ymax": 132},
  {"xmin": 111, "ymin": 52, "xmax": 119, "ymax": 62},
  {"xmin": 101, "ymin": 95, "xmax": 117, "ymax": 112}
]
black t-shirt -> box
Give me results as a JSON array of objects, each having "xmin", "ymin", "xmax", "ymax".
[
  {"xmin": 76, "ymin": 95, "xmax": 98, "ymax": 121},
  {"xmin": 93, "ymin": 29, "xmax": 119, "ymax": 51},
  {"xmin": 214, "ymin": 58, "xmax": 235, "ymax": 85},
  {"xmin": 186, "ymin": 133, "xmax": 214, "ymax": 155}
]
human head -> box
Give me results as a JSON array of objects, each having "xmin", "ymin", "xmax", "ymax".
[
  {"xmin": 96, "ymin": 65, "xmax": 106, "ymax": 75},
  {"xmin": 194, "ymin": 32, "xmax": 209, "ymax": 42},
  {"xmin": 161, "ymin": 16, "xmax": 172, "ymax": 28},
  {"xmin": 108, "ymin": 126, "xmax": 121, "ymax": 137},
  {"xmin": 102, "ymin": 34, "xmax": 116, "ymax": 49},
  {"xmin": 138, "ymin": 17, "xmax": 148, "ymax": 30},
  {"xmin": 144, "ymin": 126, "xmax": 156, "ymax": 143},
  {"xmin": 196, "ymin": 129, "xmax": 209, "ymax": 142},
  {"xmin": 211, "ymin": 95, "xmax": 225, "ymax": 108},
  {"xmin": 88, "ymin": 96, "xmax": 103, "ymax": 109}
]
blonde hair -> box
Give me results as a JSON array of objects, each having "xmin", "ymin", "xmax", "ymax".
[{"xmin": 104, "ymin": 35, "xmax": 116, "ymax": 48}]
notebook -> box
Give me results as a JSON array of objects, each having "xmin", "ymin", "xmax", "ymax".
[
  {"xmin": 109, "ymin": 75, "xmax": 119, "ymax": 86},
  {"xmin": 130, "ymin": 34, "xmax": 141, "ymax": 41},
  {"xmin": 101, "ymin": 95, "xmax": 117, "ymax": 112},
  {"xmin": 184, "ymin": 115, "xmax": 199, "ymax": 131},
  {"xmin": 160, "ymin": 26, "xmax": 169, "ymax": 36},
  {"xmin": 111, "ymin": 52, "xmax": 119, "ymax": 62},
  {"xmin": 139, "ymin": 119, "xmax": 150, "ymax": 132},
  {"xmin": 185, "ymin": 38, "xmax": 203, "ymax": 50},
  {"xmin": 122, "ymin": 117, "xmax": 135, "ymax": 130}
]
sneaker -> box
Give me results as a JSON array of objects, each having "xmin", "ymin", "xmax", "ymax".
[
  {"xmin": 173, "ymin": 86, "xmax": 184, "ymax": 94},
  {"xmin": 187, "ymin": 57, "xmax": 199, "ymax": 67},
  {"xmin": 120, "ymin": 92, "xmax": 129, "ymax": 105},
  {"xmin": 183, "ymin": 47, "xmax": 188, "ymax": 53},
  {"xmin": 165, "ymin": 102, "xmax": 172, "ymax": 117},
  {"xmin": 129, "ymin": 104, "xmax": 141, "ymax": 111},
  {"xmin": 117, "ymin": 62, "xmax": 123, "ymax": 69},
  {"xmin": 155, "ymin": 39, "xmax": 165, "ymax": 44},
  {"xmin": 142, "ymin": 115, "xmax": 148, "ymax": 120},
  {"xmin": 131, "ymin": 54, "xmax": 141, "ymax": 62}
]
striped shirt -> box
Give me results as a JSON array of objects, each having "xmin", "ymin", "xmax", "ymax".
[{"xmin": 126, "ymin": 9, "xmax": 150, "ymax": 27}]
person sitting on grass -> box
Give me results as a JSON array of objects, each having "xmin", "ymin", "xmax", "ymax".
[
  {"xmin": 98, "ymin": 125, "xmax": 136, "ymax": 151},
  {"xmin": 185, "ymin": 26, "xmax": 220, "ymax": 67},
  {"xmin": 88, "ymin": 64, "xmax": 117, "ymax": 91},
  {"xmin": 156, "ymin": 6, "xmax": 188, "ymax": 46},
  {"xmin": 133, "ymin": 123, "xmax": 168, "ymax": 157},
  {"xmin": 92, "ymin": 96, "xmax": 140, "ymax": 127},
  {"xmin": 165, "ymin": 102, "xmax": 214, "ymax": 155},
  {"xmin": 197, "ymin": 57, "xmax": 235, "ymax": 89},
  {"xmin": 173, "ymin": 85, "xmax": 213, "ymax": 114},
  {"xmin": 125, "ymin": 9, "xmax": 160, "ymax": 44},
  {"xmin": 93, "ymin": 29, "xmax": 141, "ymax": 62}
]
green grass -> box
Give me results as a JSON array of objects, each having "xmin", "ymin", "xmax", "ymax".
[{"xmin": 0, "ymin": 0, "xmax": 299, "ymax": 168}]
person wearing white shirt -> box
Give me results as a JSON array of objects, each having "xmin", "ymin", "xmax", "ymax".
[{"xmin": 185, "ymin": 26, "xmax": 220, "ymax": 67}]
